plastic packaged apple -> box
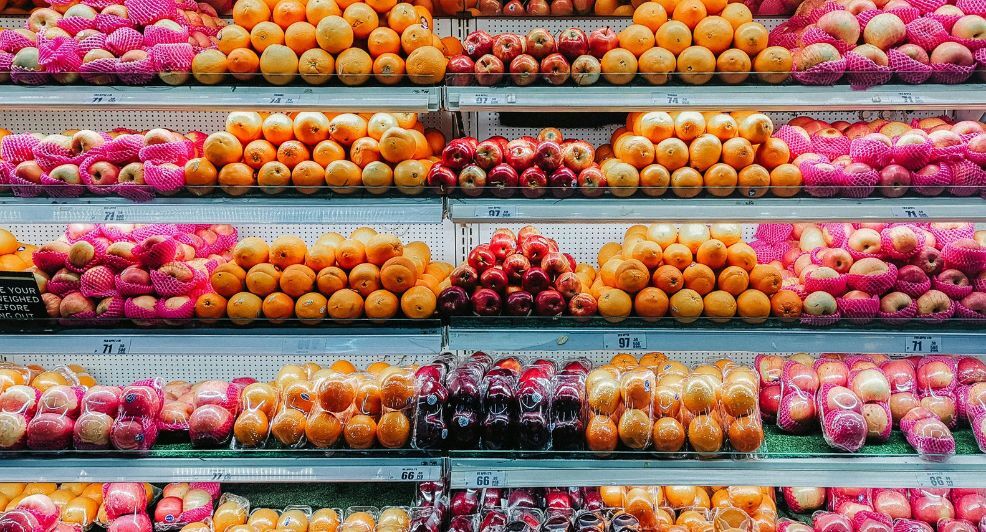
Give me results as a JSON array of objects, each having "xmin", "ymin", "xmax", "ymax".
[
  {"xmin": 517, "ymin": 359, "xmax": 555, "ymax": 450},
  {"xmin": 446, "ymin": 353, "xmax": 488, "ymax": 449},
  {"xmin": 481, "ymin": 359, "xmax": 518, "ymax": 450},
  {"xmin": 153, "ymin": 482, "xmax": 221, "ymax": 531},
  {"xmin": 188, "ymin": 380, "xmax": 242, "ymax": 448},
  {"xmin": 412, "ymin": 357, "xmax": 452, "ymax": 450},
  {"xmin": 776, "ymin": 359, "xmax": 820, "ymax": 435},
  {"xmin": 550, "ymin": 360, "xmax": 589, "ymax": 451},
  {"xmin": 74, "ymin": 385, "xmax": 122, "ymax": 450},
  {"xmin": 816, "ymin": 383, "xmax": 867, "ymax": 453}
]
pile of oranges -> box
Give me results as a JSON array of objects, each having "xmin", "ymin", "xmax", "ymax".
[
  {"xmin": 194, "ymin": 227, "xmax": 451, "ymax": 324},
  {"xmin": 599, "ymin": 112, "xmax": 802, "ymax": 198},
  {"xmin": 0, "ymin": 228, "xmax": 35, "ymax": 272},
  {"xmin": 584, "ymin": 352, "xmax": 763, "ymax": 455},
  {"xmin": 598, "ymin": 0, "xmax": 791, "ymax": 85},
  {"xmin": 196, "ymin": 0, "xmax": 453, "ymax": 85},
  {"xmin": 600, "ymin": 485, "xmax": 777, "ymax": 532},
  {"xmin": 233, "ymin": 359, "xmax": 416, "ymax": 449},
  {"xmin": 189, "ymin": 111, "xmax": 446, "ymax": 196},
  {"xmin": 583, "ymin": 224, "xmax": 801, "ymax": 322}
]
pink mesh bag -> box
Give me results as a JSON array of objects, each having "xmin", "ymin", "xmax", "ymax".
[
  {"xmin": 83, "ymin": 0, "xmax": 121, "ymax": 8},
  {"xmin": 110, "ymin": 415, "xmax": 159, "ymax": 450},
  {"xmin": 33, "ymin": 139, "xmax": 81, "ymax": 172},
  {"xmin": 156, "ymin": 296, "xmax": 196, "ymax": 321},
  {"xmin": 37, "ymin": 35, "xmax": 83, "ymax": 76},
  {"xmin": 892, "ymin": 137, "xmax": 933, "ymax": 170},
  {"xmin": 841, "ymin": 164, "xmax": 880, "ymax": 198},
  {"xmin": 102, "ymin": 134, "xmax": 144, "ymax": 163},
  {"xmin": 115, "ymin": 271, "xmax": 154, "ymax": 297},
  {"xmin": 79, "ymin": 155, "xmax": 114, "ymax": 196},
  {"xmin": 33, "ymin": 247, "xmax": 69, "ymax": 275},
  {"xmin": 964, "ymin": 139, "xmax": 986, "ymax": 165},
  {"xmin": 95, "ymin": 295, "xmax": 125, "ymax": 323},
  {"xmin": 942, "ymin": 241, "xmax": 986, "ymax": 275},
  {"xmin": 105, "ymin": 27, "xmax": 144, "ymax": 56},
  {"xmin": 896, "ymin": 273, "xmax": 931, "ymax": 297},
  {"xmin": 103, "ymin": 250, "xmax": 138, "ymax": 272},
  {"xmin": 143, "ymin": 24, "xmax": 190, "ymax": 46},
  {"xmin": 139, "ymin": 140, "xmax": 193, "ymax": 165},
  {"xmin": 894, "ymin": 520, "xmax": 934, "ymax": 532},
  {"xmin": 885, "ymin": 6, "xmax": 920, "ymax": 22},
  {"xmin": 144, "ymin": 161, "xmax": 186, "ymax": 195},
  {"xmin": 0, "ymin": 31, "xmax": 34, "ymax": 54},
  {"xmin": 773, "ymin": 125, "xmax": 812, "ymax": 157},
  {"xmin": 956, "ymin": 0, "xmax": 986, "ymax": 15},
  {"xmin": 124, "ymin": 0, "xmax": 179, "ymax": 25},
  {"xmin": 888, "ymin": 48, "xmax": 933, "ymax": 84},
  {"xmin": 149, "ymin": 43, "xmax": 195, "ymax": 75},
  {"xmin": 837, "ymin": 294, "xmax": 880, "ymax": 324},
  {"xmin": 865, "ymin": 401, "xmax": 893, "ymax": 442},
  {"xmin": 931, "ymin": 223, "xmax": 975, "ymax": 246},
  {"xmin": 77, "ymin": 32, "xmax": 108, "ymax": 55},
  {"xmin": 799, "ymin": 26, "xmax": 853, "ymax": 54},
  {"xmin": 101, "ymin": 223, "xmax": 134, "ymax": 242},
  {"xmin": 847, "ymin": 263, "xmax": 898, "ymax": 295},
  {"xmin": 810, "ymin": 132, "xmax": 851, "ymax": 160},
  {"xmin": 878, "ymin": 298, "xmax": 918, "ymax": 324},
  {"xmin": 853, "ymin": 512, "xmax": 892, "ymax": 532},
  {"xmin": 844, "ymin": 241, "xmax": 883, "ymax": 262},
  {"xmin": 777, "ymin": 388, "xmax": 818, "ymax": 434},
  {"xmin": 880, "ymin": 226, "xmax": 926, "ymax": 260},
  {"xmin": 856, "ymin": 8, "xmax": 883, "ymax": 28},
  {"xmin": 821, "ymin": 408, "xmax": 868, "ymax": 452},
  {"xmin": 821, "ymin": 223, "xmax": 851, "ymax": 248},
  {"xmin": 931, "ymin": 140, "xmax": 967, "ymax": 163},
  {"xmin": 117, "ymin": 56, "xmax": 158, "ymax": 85},
  {"xmin": 73, "ymin": 411, "xmax": 114, "ymax": 450},
  {"xmin": 65, "ymin": 224, "xmax": 102, "ymax": 244},
  {"xmin": 805, "ymin": 274, "xmax": 848, "ymax": 295},
  {"xmin": 48, "ymin": 270, "xmax": 81, "ymax": 296},
  {"xmin": 926, "ymin": 12, "xmax": 961, "ymax": 32},
  {"xmin": 802, "ymin": 160, "xmax": 845, "ymax": 197},
  {"xmin": 849, "ymin": 135, "xmax": 893, "ymax": 168},
  {"xmin": 150, "ymin": 265, "xmax": 206, "ymax": 297},
  {"xmin": 946, "ymin": 160, "xmax": 984, "ymax": 197},
  {"xmin": 905, "ymin": 18, "xmax": 950, "ymax": 51},
  {"xmin": 115, "ymin": 181, "xmax": 156, "ymax": 203},
  {"xmin": 905, "ymin": 417, "xmax": 955, "ymax": 461},
  {"xmin": 915, "ymin": 297, "xmax": 955, "ymax": 323},
  {"xmin": 133, "ymin": 235, "xmax": 180, "ymax": 268},
  {"xmin": 955, "ymin": 296, "xmax": 986, "ymax": 321},
  {"xmin": 801, "ymin": 309, "xmax": 841, "ymax": 326},
  {"xmin": 932, "ymin": 275, "xmax": 974, "ymax": 300},
  {"xmin": 39, "ymin": 171, "xmax": 85, "ymax": 198},
  {"xmin": 0, "ymin": 51, "xmax": 12, "ymax": 82},
  {"xmin": 64, "ymin": 239, "xmax": 108, "ymax": 274},
  {"xmin": 95, "ymin": 13, "xmax": 134, "ymax": 33},
  {"xmin": 213, "ymin": 227, "xmax": 238, "ymax": 252},
  {"xmin": 912, "ymin": 163, "xmax": 951, "ymax": 197},
  {"xmin": 81, "ymin": 265, "xmax": 117, "ymax": 298},
  {"xmin": 930, "ymin": 62, "xmax": 975, "ymax": 84},
  {"xmin": 57, "ymin": 16, "xmax": 95, "ymax": 35},
  {"xmin": 2, "ymin": 134, "xmax": 41, "ymax": 164},
  {"xmin": 79, "ymin": 57, "xmax": 119, "ymax": 85},
  {"xmin": 793, "ymin": 57, "xmax": 847, "ymax": 85},
  {"xmin": 133, "ymin": 224, "xmax": 179, "ymax": 240},
  {"xmin": 754, "ymin": 223, "xmax": 794, "ymax": 244}
]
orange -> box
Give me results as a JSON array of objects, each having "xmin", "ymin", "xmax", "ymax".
[
  {"xmin": 704, "ymin": 163, "xmax": 738, "ymax": 197},
  {"xmin": 367, "ymin": 27, "xmax": 401, "ymax": 56},
  {"xmin": 257, "ymin": 160, "xmax": 291, "ymax": 194},
  {"xmin": 756, "ymin": 137, "xmax": 790, "ymax": 169},
  {"xmin": 692, "ymin": 16, "xmax": 733, "ymax": 54},
  {"xmin": 655, "ymin": 138, "xmax": 689, "ymax": 170},
  {"xmin": 770, "ymin": 163, "xmax": 802, "ymax": 197},
  {"xmin": 586, "ymin": 414, "xmax": 618, "ymax": 452},
  {"xmin": 348, "ymin": 262, "xmax": 381, "ymax": 296},
  {"xmin": 754, "ymin": 46, "xmax": 793, "ymax": 84},
  {"xmin": 270, "ymin": 408, "xmax": 306, "ymax": 445},
  {"xmin": 676, "ymin": 45, "xmax": 716, "ymax": 85},
  {"xmin": 597, "ymin": 288, "xmax": 633, "ymax": 321},
  {"xmin": 343, "ymin": 2, "xmax": 379, "ymax": 39},
  {"xmin": 246, "ymin": 263, "xmax": 281, "ymax": 296},
  {"xmin": 721, "ymin": 137, "xmax": 755, "ymax": 169},
  {"xmin": 728, "ymin": 414, "xmax": 763, "ymax": 452},
  {"xmin": 324, "ymin": 159, "xmax": 362, "ymax": 194},
  {"xmin": 387, "ymin": 3, "xmax": 418, "ymax": 33},
  {"xmin": 670, "ymin": 167, "xmax": 702, "ymax": 198},
  {"xmin": 259, "ymin": 44, "xmax": 299, "ymax": 85},
  {"xmin": 327, "ymin": 289, "xmax": 364, "ymax": 320},
  {"xmin": 406, "ymin": 45, "xmax": 447, "ymax": 85},
  {"xmin": 362, "ymin": 160, "xmax": 394, "ymax": 193},
  {"xmin": 276, "ymin": 140, "xmax": 310, "ymax": 169},
  {"xmin": 329, "ymin": 113, "xmax": 368, "ymax": 145},
  {"xmin": 243, "ymin": 139, "xmax": 277, "ymax": 169},
  {"xmin": 635, "ymin": 286, "xmax": 669, "ymax": 318},
  {"xmin": 682, "ymin": 262, "xmax": 716, "ymax": 295},
  {"xmin": 656, "ymin": 20, "xmax": 692, "ymax": 55},
  {"xmin": 366, "ymin": 0, "xmax": 397, "ymax": 12},
  {"xmin": 634, "ymin": 2, "xmax": 669, "ymax": 30},
  {"xmin": 233, "ymin": 0, "xmax": 271, "ymax": 30},
  {"xmin": 305, "ymin": 410, "xmax": 342, "ymax": 448},
  {"xmin": 299, "ymin": 49, "xmax": 334, "ymax": 85},
  {"xmin": 307, "ymin": 0, "xmax": 342, "ymax": 24},
  {"xmin": 372, "ymin": 53, "xmax": 406, "ymax": 85},
  {"xmin": 717, "ymin": 48, "xmax": 751, "ymax": 84},
  {"xmin": 295, "ymin": 292, "xmax": 329, "ymax": 324},
  {"xmin": 652, "ymin": 264, "xmax": 684, "ymax": 294},
  {"xmin": 315, "ymin": 15, "xmax": 354, "ymax": 53},
  {"xmin": 184, "ymin": 157, "xmax": 218, "ymax": 194},
  {"xmin": 770, "ymin": 289, "xmax": 802, "ymax": 320},
  {"xmin": 736, "ymin": 289, "xmax": 770, "ymax": 323},
  {"xmin": 601, "ymin": 48, "xmax": 638, "ymax": 85},
  {"xmin": 638, "ymin": 47, "xmax": 676, "ymax": 85},
  {"xmin": 688, "ymin": 414, "xmax": 723, "ymax": 453},
  {"xmin": 739, "ymin": 114, "xmax": 773, "ymax": 144},
  {"xmin": 365, "ymin": 234, "xmax": 403, "ymax": 265},
  {"xmin": 293, "ymin": 112, "xmax": 331, "ymax": 145},
  {"xmin": 726, "ymin": 242, "xmax": 757, "ymax": 271},
  {"xmin": 737, "ymin": 163, "xmax": 770, "ymax": 198},
  {"xmin": 695, "ymin": 239, "xmax": 727, "ymax": 269},
  {"xmin": 217, "ymin": 24, "xmax": 251, "ymax": 54},
  {"xmin": 718, "ymin": 265, "xmax": 750, "ymax": 296},
  {"xmin": 618, "ymin": 24, "xmax": 656, "ymax": 57},
  {"xmin": 280, "ymin": 264, "xmax": 317, "ymax": 297},
  {"xmin": 378, "ymin": 127, "xmax": 417, "ymax": 162},
  {"xmin": 669, "ymin": 288, "xmax": 703, "ymax": 322},
  {"xmin": 733, "ymin": 21, "xmax": 768, "ymax": 56},
  {"xmin": 262, "ymin": 292, "xmax": 295, "ymax": 322},
  {"xmin": 262, "ymin": 113, "xmax": 295, "ymax": 145},
  {"xmin": 227, "ymin": 48, "xmax": 260, "ymax": 81},
  {"xmin": 317, "ymin": 267, "xmax": 348, "ymax": 295},
  {"xmin": 688, "ymin": 133, "xmax": 722, "ymax": 171},
  {"xmin": 250, "ymin": 21, "xmax": 285, "ymax": 52},
  {"xmin": 344, "ymin": 414, "xmax": 377, "ymax": 448},
  {"xmin": 349, "ymin": 137, "xmax": 381, "ymax": 168},
  {"xmin": 203, "ymin": 132, "xmax": 244, "ymax": 167},
  {"xmin": 652, "ymin": 416, "xmax": 686, "ymax": 452},
  {"xmin": 364, "ymin": 289, "xmax": 399, "ymax": 320},
  {"xmin": 213, "ymin": 263, "xmax": 248, "ymax": 297},
  {"xmin": 672, "ymin": 0, "xmax": 706, "ymax": 28},
  {"xmin": 703, "ymin": 290, "xmax": 736, "ymax": 322},
  {"xmin": 377, "ymin": 411, "xmax": 410, "ymax": 448},
  {"xmin": 400, "ymin": 285, "xmax": 436, "ymax": 318},
  {"xmin": 313, "ymin": 140, "xmax": 346, "ymax": 167},
  {"xmin": 218, "ymin": 162, "xmax": 256, "ymax": 196},
  {"xmin": 400, "ymin": 24, "xmax": 431, "ymax": 54},
  {"xmin": 227, "ymin": 291, "xmax": 263, "ymax": 325},
  {"xmin": 749, "ymin": 264, "xmax": 782, "ymax": 294},
  {"xmin": 721, "ymin": 2, "xmax": 752, "ymax": 28}
]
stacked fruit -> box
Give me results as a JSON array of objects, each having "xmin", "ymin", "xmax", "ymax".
[
  {"xmin": 207, "ymin": 0, "xmax": 448, "ymax": 86},
  {"xmin": 0, "ymin": 363, "xmax": 97, "ymax": 450},
  {"xmin": 1, "ymin": 128, "xmax": 197, "ymax": 200},
  {"xmin": 0, "ymin": 1, "xmax": 223, "ymax": 86},
  {"xmin": 782, "ymin": 487, "xmax": 986, "ymax": 532},
  {"xmin": 228, "ymin": 360, "xmax": 416, "ymax": 450},
  {"xmin": 0, "ymin": 227, "xmax": 36, "ymax": 272},
  {"xmin": 199, "ymin": 227, "xmax": 449, "ymax": 324},
  {"xmin": 193, "ymin": 111, "xmax": 445, "ymax": 196},
  {"xmin": 160, "ymin": 379, "xmax": 244, "ymax": 448},
  {"xmin": 0, "ymin": 482, "xmax": 138, "ymax": 532},
  {"xmin": 438, "ymin": 227, "xmax": 591, "ymax": 317},
  {"xmin": 601, "ymin": 485, "xmax": 777, "ymax": 532},
  {"xmin": 605, "ymin": 111, "xmax": 799, "ymax": 198},
  {"xmin": 776, "ymin": 116, "xmax": 986, "ymax": 198},
  {"xmin": 749, "ymin": 222, "xmax": 986, "ymax": 325},
  {"xmin": 451, "ymin": 1, "xmax": 790, "ymax": 87},
  {"xmin": 773, "ymin": 0, "xmax": 986, "ymax": 87},
  {"xmin": 588, "ymin": 224, "xmax": 793, "ymax": 323},
  {"xmin": 449, "ymin": 486, "xmax": 606, "ymax": 532},
  {"xmin": 585, "ymin": 353, "xmax": 763, "ymax": 454},
  {"xmin": 427, "ymin": 129, "xmax": 597, "ymax": 197},
  {"xmin": 31, "ymin": 223, "xmax": 238, "ymax": 326}
]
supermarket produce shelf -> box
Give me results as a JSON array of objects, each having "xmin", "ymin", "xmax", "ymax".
[
  {"xmin": 0, "ymin": 454, "xmax": 444, "ymax": 483},
  {"xmin": 448, "ymin": 455, "xmax": 986, "ymax": 489},
  {"xmin": 447, "ymin": 197, "xmax": 986, "ymax": 222},
  {"xmin": 0, "ymin": 325, "xmax": 444, "ymax": 355},
  {"xmin": 0, "ymin": 85, "xmax": 442, "ymax": 112},
  {"xmin": 0, "ymin": 196, "xmax": 445, "ymax": 224},
  {"xmin": 445, "ymin": 84, "xmax": 986, "ymax": 111},
  {"xmin": 445, "ymin": 318, "xmax": 983, "ymax": 354}
]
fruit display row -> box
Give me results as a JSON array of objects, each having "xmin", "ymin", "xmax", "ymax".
[
  {"xmin": 452, "ymin": 3, "xmax": 789, "ymax": 88},
  {"xmin": 4, "ymin": 112, "xmax": 985, "ymax": 200},
  {"xmin": 748, "ymin": 221, "xmax": 986, "ymax": 324},
  {"xmin": 772, "ymin": 0, "xmax": 986, "ymax": 88}
]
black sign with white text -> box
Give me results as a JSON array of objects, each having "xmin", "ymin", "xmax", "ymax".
[{"xmin": 0, "ymin": 272, "xmax": 46, "ymax": 320}]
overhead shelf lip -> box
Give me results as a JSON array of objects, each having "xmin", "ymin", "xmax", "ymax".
[
  {"xmin": 448, "ymin": 455, "xmax": 986, "ymax": 488},
  {"xmin": 0, "ymin": 85, "xmax": 441, "ymax": 112},
  {"xmin": 0, "ymin": 456, "xmax": 444, "ymax": 483},
  {"xmin": 445, "ymin": 84, "xmax": 986, "ymax": 111},
  {"xmin": 0, "ymin": 196, "xmax": 445, "ymax": 224},
  {"xmin": 445, "ymin": 321, "xmax": 982, "ymax": 354},
  {"xmin": 0, "ymin": 325, "xmax": 445, "ymax": 355},
  {"xmin": 448, "ymin": 197, "xmax": 986, "ymax": 222}
]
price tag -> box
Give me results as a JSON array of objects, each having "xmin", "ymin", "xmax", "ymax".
[
  {"xmin": 207, "ymin": 470, "xmax": 232, "ymax": 481},
  {"xmin": 478, "ymin": 205, "xmax": 512, "ymax": 219},
  {"xmin": 656, "ymin": 93, "xmax": 691, "ymax": 106},
  {"xmin": 904, "ymin": 335, "xmax": 942, "ymax": 354},
  {"xmin": 916, "ymin": 472, "xmax": 954, "ymax": 488},
  {"xmin": 604, "ymin": 332, "xmax": 647, "ymax": 350},
  {"xmin": 891, "ymin": 206, "xmax": 930, "ymax": 219},
  {"xmin": 89, "ymin": 92, "xmax": 119, "ymax": 104},
  {"xmin": 102, "ymin": 206, "xmax": 127, "ymax": 222},
  {"xmin": 472, "ymin": 94, "xmax": 500, "ymax": 106},
  {"xmin": 294, "ymin": 338, "xmax": 327, "ymax": 354},
  {"xmin": 94, "ymin": 338, "xmax": 132, "ymax": 354},
  {"xmin": 471, "ymin": 470, "xmax": 505, "ymax": 488},
  {"xmin": 264, "ymin": 92, "xmax": 305, "ymax": 105},
  {"xmin": 397, "ymin": 467, "xmax": 426, "ymax": 481},
  {"xmin": 896, "ymin": 91, "xmax": 923, "ymax": 105}
]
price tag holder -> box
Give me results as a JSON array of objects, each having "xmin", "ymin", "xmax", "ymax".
[
  {"xmin": 904, "ymin": 335, "xmax": 942, "ymax": 354},
  {"xmin": 102, "ymin": 206, "xmax": 128, "ymax": 222},
  {"xmin": 471, "ymin": 94, "xmax": 501, "ymax": 106},
  {"xmin": 477, "ymin": 205, "xmax": 512, "ymax": 219},
  {"xmin": 89, "ymin": 92, "xmax": 119, "ymax": 104},
  {"xmin": 654, "ymin": 93, "xmax": 692, "ymax": 106},
  {"xmin": 896, "ymin": 91, "xmax": 924, "ymax": 105},
  {"xmin": 915, "ymin": 472, "xmax": 955, "ymax": 488},
  {"xmin": 294, "ymin": 338, "xmax": 327, "ymax": 354},
  {"xmin": 93, "ymin": 337, "xmax": 133, "ymax": 355},
  {"xmin": 891, "ymin": 206, "xmax": 930, "ymax": 219},
  {"xmin": 603, "ymin": 332, "xmax": 647, "ymax": 350},
  {"xmin": 470, "ymin": 470, "xmax": 506, "ymax": 488},
  {"xmin": 263, "ymin": 91, "xmax": 308, "ymax": 106},
  {"xmin": 397, "ymin": 467, "xmax": 426, "ymax": 481}
]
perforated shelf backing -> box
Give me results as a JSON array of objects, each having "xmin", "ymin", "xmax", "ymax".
[
  {"xmin": 0, "ymin": 352, "xmax": 438, "ymax": 384},
  {"xmin": 7, "ymin": 220, "xmax": 459, "ymax": 263},
  {"xmin": 465, "ymin": 16, "xmax": 786, "ymax": 36}
]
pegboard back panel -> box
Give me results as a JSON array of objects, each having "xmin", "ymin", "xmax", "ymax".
[
  {"xmin": 466, "ymin": 17, "xmax": 787, "ymax": 37},
  {"xmin": 6, "ymin": 221, "xmax": 459, "ymax": 263},
  {"xmin": 2, "ymin": 353, "xmax": 439, "ymax": 384}
]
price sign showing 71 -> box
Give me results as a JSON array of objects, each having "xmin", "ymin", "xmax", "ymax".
[{"xmin": 905, "ymin": 335, "xmax": 941, "ymax": 354}]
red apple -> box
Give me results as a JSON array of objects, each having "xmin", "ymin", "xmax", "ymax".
[
  {"xmin": 556, "ymin": 27, "xmax": 588, "ymax": 60},
  {"xmin": 525, "ymin": 28, "xmax": 556, "ymax": 59}
]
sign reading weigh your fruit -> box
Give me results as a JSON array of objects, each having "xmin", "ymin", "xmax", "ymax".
[
  {"xmin": 0, "ymin": 272, "xmax": 46, "ymax": 320},
  {"xmin": 604, "ymin": 333, "xmax": 647, "ymax": 350}
]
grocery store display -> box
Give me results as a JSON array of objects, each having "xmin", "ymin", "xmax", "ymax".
[
  {"xmin": 195, "ymin": 111, "xmax": 445, "ymax": 197},
  {"xmin": 749, "ymin": 222, "xmax": 986, "ymax": 325},
  {"xmin": 452, "ymin": 5, "xmax": 790, "ymax": 87},
  {"xmin": 771, "ymin": 0, "xmax": 986, "ymax": 87},
  {"xmin": 0, "ymin": 128, "xmax": 197, "ymax": 199},
  {"xmin": 0, "ymin": 0, "xmax": 224, "ymax": 85}
]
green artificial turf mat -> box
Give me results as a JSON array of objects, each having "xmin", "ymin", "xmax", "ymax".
[
  {"xmin": 221, "ymin": 483, "xmax": 417, "ymax": 510},
  {"xmin": 762, "ymin": 424, "xmax": 980, "ymax": 457}
]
